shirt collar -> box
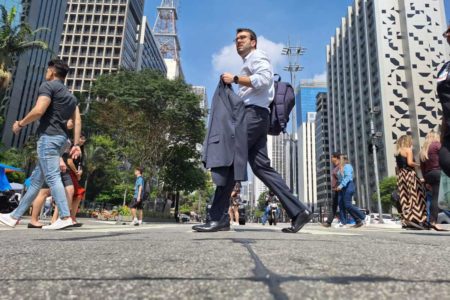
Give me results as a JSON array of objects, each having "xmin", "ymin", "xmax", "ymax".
[{"xmin": 243, "ymin": 49, "xmax": 256, "ymax": 63}]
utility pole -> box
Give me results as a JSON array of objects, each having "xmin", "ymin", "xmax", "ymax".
[
  {"xmin": 370, "ymin": 106, "xmax": 383, "ymax": 223},
  {"xmin": 282, "ymin": 39, "xmax": 305, "ymax": 196}
]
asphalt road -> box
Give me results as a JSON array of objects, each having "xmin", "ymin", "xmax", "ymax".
[{"xmin": 0, "ymin": 220, "xmax": 449, "ymax": 300}]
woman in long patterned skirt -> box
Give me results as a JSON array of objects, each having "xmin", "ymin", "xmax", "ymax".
[{"xmin": 395, "ymin": 135, "xmax": 428, "ymax": 230}]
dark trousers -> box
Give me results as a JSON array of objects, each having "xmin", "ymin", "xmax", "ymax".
[
  {"xmin": 338, "ymin": 181, "xmax": 365, "ymax": 225},
  {"xmin": 208, "ymin": 106, "xmax": 308, "ymax": 221},
  {"xmin": 424, "ymin": 169, "xmax": 441, "ymax": 223},
  {"xmin": 326, "ymin": 191, "xmax": 338, "ymax": 224}
]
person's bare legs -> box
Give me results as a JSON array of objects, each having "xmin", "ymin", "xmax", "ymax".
[
  {"xmin": 138, "ymin": 209, "xmax": 143, "ymax": 222},
  {"xmin": 71, "ymin": 195, "xmax": 82, "ymax": 222},
  {"xmin": 233, "ymin": 206, "xmax": 239, "ymax": 224},
  {"xmin": 131, "ymin": 208, "xmax": 137, "ymax": 221},
  {"xmin": 30, "ymin": 189, "xmax": 50, "ymax": 227},
  {"xmin": 52, "ymin": 185, "xmax": 74, "ymax": 224},
  {"xmin": 228, "ymin": 206, "xmax": 234, "ymax": 224}
]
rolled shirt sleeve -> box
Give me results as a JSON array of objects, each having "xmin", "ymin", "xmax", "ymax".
[{"xmin": 249, "ymin": 54, "xmax": 273, "ymax": 89}]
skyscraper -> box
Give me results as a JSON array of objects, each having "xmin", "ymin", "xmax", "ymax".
[
  {"xmin": 315, "ymin": 92, "xmax": 332, "ymax": 216},
  {"xmin": 2, "ymin": 0, "xmax": 68, "ymax": 148},
  {"xmin": 59, "ymin": 0, "xmax": 166, "ymax": 94},
  {"xmin": 295, "ymin": 81, "xmax": 326, "ymax": 206},
  {"xmin": 136, "ymin": 16, "xmax": 167, "ymax": 73},
  {"xmin": 298, "ymin": 112, "xmax": 317, "ymax": 211},
  {"xmin": 326, "ymin": 0, "xmax": 448, "ymax": 206}
]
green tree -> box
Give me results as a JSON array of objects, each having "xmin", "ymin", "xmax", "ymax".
[
  {"xmin": 90, "ymin": 69, "xmax": 207, "ymax": 205},
  {"xmin": 372, "ymin": 176, "xmax": 397, "ymax": 212},
  {"xmin": 258, "ymin": 191, "xmax": 269, "ymax": 211}
]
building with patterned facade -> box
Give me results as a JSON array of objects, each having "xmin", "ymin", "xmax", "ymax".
[
  {"xmin": 315, "ymin": 92, "xmax": 332, "ymax": 213},
  {"xmin": 326, "ymin": 0, "xmax": 448, "ymax": 207},
  {"xmin": 60, "ymin": 0, "xmax": 166, "ymax": 94},
  {"xmin": 2, "ymin": 0, "xmax": 68, "ymax": 148}
]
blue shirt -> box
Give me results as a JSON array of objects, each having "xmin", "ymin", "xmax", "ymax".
[
  {"xmin": 238, "ymin": 49, "xmax": 275, "ymax": 109},
  {"xmin": 134, "ymin": 176, "xmax": 144, "ymax": 199},
  {"xmin": 337, "ymin": 164, "xmax": 353, "ymax": 189}
]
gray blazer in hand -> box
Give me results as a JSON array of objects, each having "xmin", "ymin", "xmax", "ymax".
[{"xmin": 202, "ymin": 80, "xmax": 248, "ymax": 186}]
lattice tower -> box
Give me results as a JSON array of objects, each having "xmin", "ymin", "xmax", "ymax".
[{"xmin": 153, "ymin": 0, "xmax": 180, "ymax": 60}]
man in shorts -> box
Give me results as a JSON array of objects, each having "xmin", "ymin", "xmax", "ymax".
[{"xmin": 130, "ymin": 167, "xmax": 144, "ymax": 226}]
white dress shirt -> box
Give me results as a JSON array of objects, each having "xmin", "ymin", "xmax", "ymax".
[{"xmin": 238, "ymin": 49, "xmax": 275, "ymax": 109}]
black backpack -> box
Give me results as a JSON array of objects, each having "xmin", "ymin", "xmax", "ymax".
[{"xmin": 268, "ymin": 74, "xmax": 296, "ymax": 136}]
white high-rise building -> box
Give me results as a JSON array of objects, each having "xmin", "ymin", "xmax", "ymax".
[
  {"xmin": 327, "ymin": 0, "xmax": 448, "ymax": 206},
  {"xmin": 298, "ymin": 112, "xmax": 317, "ymax": 211}
]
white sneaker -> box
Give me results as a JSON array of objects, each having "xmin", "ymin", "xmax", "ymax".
[
  {"xmin": 42, "ymin": 218, "xmax": 73, "ymax": 230},
  {"xmin": 0, "ymin": 213, "xmax": 17, "ymax": 228},
  {"xmin": 138, "ymin": 220, "xmax": 142, "ymax": 225}
]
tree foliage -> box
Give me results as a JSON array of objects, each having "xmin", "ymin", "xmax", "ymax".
[
  {"xmin": 372, "ymin": 176, "xmax": 397, "ymax": 212},
  {"xmin": 87, "ymin": 69, "xmax": 207, "ymax": 204}
]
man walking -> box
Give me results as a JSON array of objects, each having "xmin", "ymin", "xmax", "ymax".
[
  {"xmin": 0, "ymin": 59, "xmax": 81, "ymax": 230},
  {"xmin": 322, "ymin": 152, "xmax": 341, "ymax": 227},
  {"xmin": 130, "ymin": 167, "xmax": 144, "ymax": 226},
  {"xmin": 194, "ymin": 28, "xmax": 312, "ymax": 233}
]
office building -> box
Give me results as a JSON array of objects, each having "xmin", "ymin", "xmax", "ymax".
[
  {"xmin": 295, "ymin": 81, "xmax": 326, "ymax": 206},
  {"xmin": 296, "ymin": 81, "xmax": 327, "ymax": 128},
  {"xmin": 2, "ymin": 0, "xmax": 68, "ymax": 148},
  {"xmin": 298, "ymin": 112, "xmax": 317, "ymax": 211},
  {"xmin": 136, "ymin": 16, "xmax": 167, "ymax": 73},
  {"xmin": 60, "ymin": 0, "xmax": 145, "ymax": 93},
  {"xmin": 315, "ymin": 92, "xmax": 332, "ymax": 216},
  {"xmin": 327, "ymin": 0, "xmax": 448, "ymax": 207}
]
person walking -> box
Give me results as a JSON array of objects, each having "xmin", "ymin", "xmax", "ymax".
[
  {"xmin": 395, "ymin": 135, "xmax": 428, "ymax": 230},
  {"xmin": 420, "ymin": 131, "xmax": 445, "ymax": 230},
  {"xmin": 67, "ymin": 134, "xmax": 86, "ymax": 226},
  {"xmin": 322, "ymin": 152, "xmax": 341, "ymax": 227},
  {"xmin": 336, "ymin": 155, "xmax": 365, "ymax": 228},
  {"xmin": 228, "ymin": 188, "xmax": 241, "ymax": 226},
  {"xmin": 193, "ymin": 28, "xmax": 312, "ymax": 233},
  {"xmin": 437, "ymin": 26, "xmax": 450, "ymax": 176},
  {"xmin": 0, "ymin": 59, "xmax": 81, "ymax": 230},
  {"xmin": 129, "ymin": 167, "xmax": 144, "ymax": 226}
]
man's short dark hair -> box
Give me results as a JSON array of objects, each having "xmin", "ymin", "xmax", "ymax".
[
  {"xmin": 331, "ymin": 152, "xmax": 341, "ymax": 158},
  {"xmin": 236, "ymin": 28, "xmax": 257, "ymax": 47},
  {"xmin": 135, "ymin": 167, "xmax": 143, "ymax": 174},
  {"xmin": 48, "ymin": 59, "xmax": 70, "ymax": 79}
]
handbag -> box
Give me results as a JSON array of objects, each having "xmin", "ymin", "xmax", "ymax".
[{"xmin": 438, "ymin": 171, "xmax": 450, "ymax": 210}]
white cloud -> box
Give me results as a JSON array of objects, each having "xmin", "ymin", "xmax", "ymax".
[
  {"xmin": 212, "ymin": 36, "xmax": 287, "ymax": 75},
  {"xmin": 303, "ymin": 71, "xmax": 327, "ymax": 83}
]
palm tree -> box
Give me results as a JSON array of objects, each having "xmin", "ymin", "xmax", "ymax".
[{"xmin": 0, "ymin": 5, "xmax": 49, "ymax": 89}]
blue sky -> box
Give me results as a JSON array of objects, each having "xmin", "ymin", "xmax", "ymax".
[{"xmin": 144, "ymin": 0, "xmax": 450, "ymax": 104}]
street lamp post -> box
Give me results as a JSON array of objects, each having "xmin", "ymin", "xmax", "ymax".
[
  {"xmin": 282, "ymin": 40, "xmax": 305, "ymax": 194},
  {"xmin": 369, "ymin": 107, "xmax": 383, "ymax": 223}
]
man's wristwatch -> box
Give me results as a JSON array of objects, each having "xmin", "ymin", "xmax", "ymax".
[{"xmin": 233, "ymin": 75, "xmax": 239, "ymax": 84}]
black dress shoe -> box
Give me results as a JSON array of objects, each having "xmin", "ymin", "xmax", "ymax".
[
  {"xmin": 282, "ymin": 210, "xmax": 313, "ymax": 233},
  {"xmin": 193, "ymin": 221, "xmax": 230, "ymax": 232}
]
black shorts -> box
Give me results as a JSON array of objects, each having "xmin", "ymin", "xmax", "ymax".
[
  {"xmin": 42, "ymin": 171, "xmax": 73, "ymax": 189},
  {"xmin": 130, "ymin": 198, "xmax": 143, "ymax": 209}
]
